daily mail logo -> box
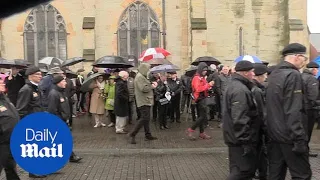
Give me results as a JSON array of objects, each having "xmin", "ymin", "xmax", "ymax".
[{"xmin": 10, "ymin": 113, "xmax": 73, "ymax": 175}]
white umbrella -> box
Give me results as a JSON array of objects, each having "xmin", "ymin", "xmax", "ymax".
[{"xmin": 39, "ymin": 57, "xmax": 63, "ymax": 68}]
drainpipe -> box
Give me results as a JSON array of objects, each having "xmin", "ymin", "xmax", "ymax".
[{"xmin": 162, "ymin": 0, "xmax": 166, "ymax": 49}]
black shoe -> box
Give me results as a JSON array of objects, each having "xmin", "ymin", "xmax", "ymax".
[
  {"xmin": 70, "ymin": 155, "xmax": 82, "ymax": 163},
  {"xmin": 164, "ymin": 126, "xmax": 170, "ymax": 129},
  {"xmin": 145, "ymin": 136, "xmax": 158, "ymax": 141},
  {"xmin": 29, "ymin": 173, "xmax": 47, "ymax": 178},
  {"xmin": 160, "ymin": 126, "xmax": 165, "ymax": 130},
  {"xmin": 128, "ymin": 134, "xmax": 136, "ymax": 144},
  {"xmin": 170, "ymin": 119, "xmax": 175, "ymax": 123},
  {"xmin": 309, "ymin": 152, "xmax": 318, "ymax": 157},
  {"xmin": 176, "ymin": 120, "xmax": 181, "ymax": 123}
]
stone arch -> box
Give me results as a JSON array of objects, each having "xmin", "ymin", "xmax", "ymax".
[
  {"xmin": 23, "ymin": 3, "xmax": 67, "ymax": 65},
  {"xmin": 117, "ymin": 1, "xmax": 160, "ymax": 58}
]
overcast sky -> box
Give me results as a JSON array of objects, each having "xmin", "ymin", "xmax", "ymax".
[{"xmin": 308, "ymin": 0, "xmax": 319, "ymax": 33}]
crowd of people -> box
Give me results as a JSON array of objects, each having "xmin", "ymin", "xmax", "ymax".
[{"xmin": 0, "ymin": 42, "xmax": 319, "ymax": 180}]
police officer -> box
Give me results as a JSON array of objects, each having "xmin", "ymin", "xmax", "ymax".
[
  {"xmin": 222, "ymin": 61, "xmax": 258, "ymax": 179},
  {"xmin": 16, "ymin": 66, "xmax": 46, "ymax": 178},
  {"xmin": 252, "ymin": 64, "xmax": 268, "ymax": 180},
  {"xmin": 47, "ymin": 75, "xmax": 82, "ymax": 163},
  {"xmin": 167, "ymin": 72, "xmax": 182, "ymax": 123},
  {"xmin": 0, "ymin": 78, "xmax": 20, "ymax": 180},
  {"xmin": 302, "ymin": 61, "xmax": 320, "ymax": 157},
  {"xmin": 266, "ymin": 43, "xmax": 311, "ymax": 179}
]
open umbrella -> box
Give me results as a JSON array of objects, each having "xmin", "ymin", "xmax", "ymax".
[
  {"xmin": 14, "ymin": 59, "xmax": 31, "ymax": 67},
  {"xmin": 185, "ymin": 65, "xmax": 198, "ymax": 77},
  {"xmin": 191, "ymin": 56, "xmax": 221, "ymax": 66},
  {"xmin": 92, "ymin": 56, "xmax": 133, "ymax": 68},
  {"xmin": 234, "ymin": 55, "xmax": 262, "ymax": 63},
  {"xmin": 150, "ymin": 64, "xmax": 180, "ymax": 74},
  {"xmin": 80, "ymin": 73, "xmax": 106, "ymax": 92},
  {"xmin": 39, "ymin": 57, "xmax": 63, "ymax": 68},
  {"xmin": 61, "ymin": 57, "xmax": 86, "ymax": 67},
  {"xmin": 145, "ymin": 58, "xmax": 173, "ymax": 67},
  {"xmin": 0, "ymin": 58, "xmax": 28, "ymax": 69},
  {"xmin": 139, "ymin": 47, "xmax": 171, "ymax": 61},
  {"xmin": 65, "ymin": 69, "xmax": 78, "ymax": 79}
]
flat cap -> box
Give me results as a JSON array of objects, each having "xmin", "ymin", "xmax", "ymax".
[
  {"xmin": 52, "ymin": 75, "xmax": 65, "ymax": 84},
  {"xmin": 25, "ymin": 66, "xmax": 40, "ymax": 76},
  {"xmin": 254, "ymin": 64, "xmax": 268, "ymax": 76},
  {"xmin": 235, "ymin": 61, "xmax": 254, "ymax": 72},
  {"xmin": 282, "ymin": 43, "xmax": 306, "ymax": 56},
  {"xmin": 306, "ymin": 61, "xmax": 319, "ymax": 68}
]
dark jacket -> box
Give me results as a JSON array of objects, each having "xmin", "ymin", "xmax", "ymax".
[
  {"xmin": 219, "ymin": 73, "xmax": 231, "ymax": 95},
  {"xmin": 127, "ymin": 77, "xmax": 135, "ymax": 102},
  {"xmin": 155, "ymin": 81, "xmax": 169, "ymax": 102},
  {"xmin": 252, "ymin": 79, "xmax": 267, "ymax": 139},
  {"xmin": 4, "ymin": 74, "xmax": 25, "ymax": 105},
  {"xmin": 266, "ymin": 61, "xmax": 308, "ymax": 144},
  {"xmin": 167, "ymin": 77, "xmax": 182, "ymax": 97},
  {"xmin": 16, "ymin": 80, "xmax": 43, "ymax": 118},
  {"xmin": 114, "ymin": 77, "xmax": 129, "ymax": 117},
  {"xmin": 0, "ymin": 93, "xmax": 20, "ymax": 144},
  {"xmin": 38, "ymin": 74, "xmax": 54, "ymax": 108},
  {"xmin": 207, "ymin": 71, "xmax": 221, "ymax": 96},
  {"xmin": 302, "ymin": 69, "xmax": 320, "ymax": 110},
  {"xmin": 65, "ymin": 78, "xmax": 76, "ymax": 103},
  {"xmin": 48, "ymin": 85, "xmax": 71, "ymax": 121},
  {"xmin": 181, "ymin": 75, "xmax": 192, "ymax": 94},
  {"xmin": 223, "ymin": 73, "xmax": 258, "ymax": 146}
]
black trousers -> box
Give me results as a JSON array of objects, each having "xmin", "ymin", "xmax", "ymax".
[
  {"xmin": 69, "ymin": 101, "xmax": 73, "ymax": 126},
  {"xmin": 152, "ymin": 101, "xmax": 158, "ymax": 121},
  {"xmin": 128, "ymin": 101, "xmax": 135, "ymax": 123},
  {"xmin": 76, "ymin": 92, "xmax": 86, "ymax": 112},
  {"xmin": 170, "ymin": 95, "xmax": 181, "ymax": 121},
  {"xmin": 227, "ymin": 146, "xmax": 257, "ymax": 180},
  {"xmin": 158, "ymin": 102, "xmax": 168, "ymax": 127},
  {"xmin": 256, "ymin": 139, "xmax": 268, "ymax": 179},
  {"xmin": 307, "ymin": 109, "xmax": 317, "ymax": 143},
  {"xmin": 191, "ymin": 101, "xmax": 207, "ymax": 133},
  {"xmin": 268, "ymin": 143, "xmax": 311, "ymax": 180},
  {"xmin": 108, "ymin": 110, "xmax": 116, "ymax": 123},
  {"xmin": 0, "ymin": 144, "xmax": 20, "ymax": 180},
  {"xmin": 130, "ymin": 106, "xmax": 152, "ymax": 137},
  {"xmin": 181, "ymin": 94, "xmax": 191, "ymax": 112},
  {"xmin": 191, "ymin": 103, "xmax": 199, "ymax": 121}
]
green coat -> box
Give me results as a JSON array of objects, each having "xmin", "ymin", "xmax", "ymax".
[{"xmin": 104, "ymin": 82, "xmax": 115, "ymax": 110}]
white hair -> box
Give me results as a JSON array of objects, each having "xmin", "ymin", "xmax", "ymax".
[{"xmin": 119, "ymin": 71, "xmax": 129, "ymax": 78}]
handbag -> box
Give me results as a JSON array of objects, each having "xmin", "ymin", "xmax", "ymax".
[
  {"xmin": 159, "ymin": 98, "xmax": 169, "ymax": 105},
  {"xmin": 203, "ymin": 96, "xmax": 216, "ymax": 106}
]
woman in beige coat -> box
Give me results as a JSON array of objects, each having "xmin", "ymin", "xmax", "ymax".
[{"xmin": 89, "ymin": 75, "xmax": 106, "ymax": 127}]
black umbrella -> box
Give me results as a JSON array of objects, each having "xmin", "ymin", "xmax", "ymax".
[
  {"xmin": 185, "ymin": 65, "xmax": 198, "ymax": 77},
  {"xmin": 145, "ymin": 58, "xmax": 173, "ymax": 67},
  {"xmin": 80, "ymin": 73, "xmax": 107, "ymax": 92},
  {"xmin": 191, "ymin": 56, "xmax": 221, "ymax": 66},
  {"xmin": 65, "ymin": 69, "xmax": 77, "ymax": 79},
  {"xmin": 61, "ymin": 57, "xmax": 86, "ymax": 67},
  {"xmin": 0, "ymin": 58, "xmax": 28, "ymax": 69},
  {"xmin": 14, "ymin": 59, "xmax": 31, "ymax": 67},
  {"xmin": 262, "ymin": 61, "xmax": 269, "ymax": 66},
  {"xmin": 126, "ymin": 55, "xmax": 139, "ymax": 68},
  {"xmin": 92, "ymin": 56, "xmax": 134, "ymax": 68}
]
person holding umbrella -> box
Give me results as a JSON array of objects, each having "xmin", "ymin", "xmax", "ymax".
[{"xmin": 89, "ymin": 75, "xmax": 107, "ymax": 128}]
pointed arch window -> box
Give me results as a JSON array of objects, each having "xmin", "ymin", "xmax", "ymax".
[
  {"xmin": 24, "ymin": 4, "xmax": 67, "ymax": 65},
  {"xmin": 239, "ymin": 27, "xmax": 244, "ymax": 56},
  {"xmin": 118, "ymin": 1, "xmax": 160, "ymax": 58}
]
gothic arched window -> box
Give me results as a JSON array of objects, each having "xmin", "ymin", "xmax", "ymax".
[
  {"xmin": 118, "ymin": 1, "xmax": 160, "ymax": 58},
  {"xmin": 24, "ymin": 4, "xmax": 67, "ymax": 65}
]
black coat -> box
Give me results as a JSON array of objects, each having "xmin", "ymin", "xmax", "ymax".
[
  {"xmin": 4, "ymin": 74, "xmax": 25, "ymax": 105},
  {"xmin": 167, "ymin": 78, "xmax": 182, "ymax": 97},
  {"xmin": 114, "ymin": 77, "xmax": 129, "ymax": 117},
  {"xmin": 302, "ymin": 69, "xmax": 320, "ymax": 110},
  {"xmin": 48, "ymin": 85, "xmax": 70, "ymax": 121},
  {"xmin": 0, "ymin": 94, "xmax": 20, "ymax": 144},
  {"xmin": 155, "ymin": 81, "xmax": 169, "ymax": 102},
  {"xmin": 252, "ymin": 79, "xmax": 267, "ymax": 139},
  {"xmin": 222, "ymin": 73, "xmax": 258, "ymax": 146},
  {"xmin": 65, "ymin": 78, "xmax": 76, "ymax": 104},
  {"xmin": 181, "ymin": 75, "xmax": 192, "ymax": 94},
  {"xmin": 16, "ymin": 80, "xmax": 43, "ymax": 118},
  {"xmin": 266, "ymin": 61, "xmax": 308, "ymax": 144}
]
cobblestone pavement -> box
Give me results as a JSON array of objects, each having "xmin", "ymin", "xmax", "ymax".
[{"xmin": 2, "ymin": 114, "xmax": 320, "ymax": 180}]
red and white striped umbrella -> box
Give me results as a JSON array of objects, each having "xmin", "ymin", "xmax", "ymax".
[{"xmin": 139, "ymin": 47, "xmax": 171, "ymax": 61}]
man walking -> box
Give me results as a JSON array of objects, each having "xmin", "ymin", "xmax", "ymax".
[
  {"xmin": 16, "ymin": 66, "xmax": 46, "ymax": 178},
  {"xmin": 129, "ymin": 63, "xmax": 158, "ymax": 144},
  {"xmin": 302, "ymin": 61, "xmax": 320, "ymax": 157},
  {"xmin": 266, "ymin": 43, "xmax": 311, "ymax": 179},
  {"xmin": 47, "ymin": 75, "xmax": 82, "ymax": 163},
  {"xmin": 0, "ymin": 78, "xmax": 20, "ymax": 180},
  {"xmin": 222, "ymin": 61, "xmax": 258, "ymax": 179}
]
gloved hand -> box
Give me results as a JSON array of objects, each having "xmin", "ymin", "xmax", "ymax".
[
  {"xmin": 292, "ymin": 141, "xmax": 308, "ymax": 155},
  {"xmin": 242, "ymin": 144, "xmax": 255, "ymax": 157}
]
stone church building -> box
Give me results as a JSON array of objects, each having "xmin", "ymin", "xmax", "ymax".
[{"xmin": 0, "ymin": 0, "xmax": 308, "ymax": 71}]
